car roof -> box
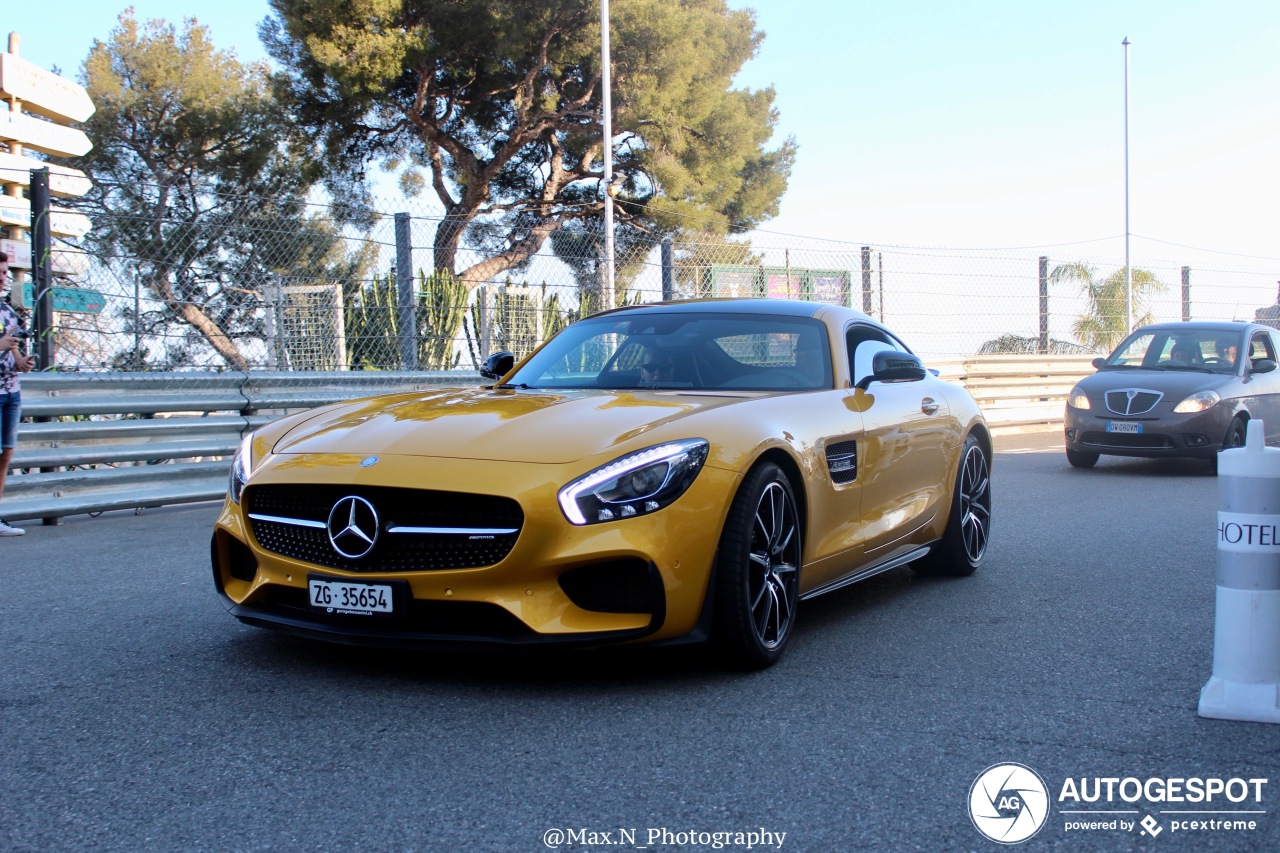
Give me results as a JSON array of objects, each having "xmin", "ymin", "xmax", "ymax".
[
  {"xmin": 1136, "ymin": 320, "xmax": 1265, "ymax": 334},
  {"xmin": 592, "ymin": 298, "xmax": 876, "ymax": 324}
]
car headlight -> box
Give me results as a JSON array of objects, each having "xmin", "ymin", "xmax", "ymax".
[
  {"xmin": 228, "ymin": 432, "xmax": 256, "ymax": 504},
  {"xmin": 1067, "ymin": 384, "xmax": 1091, "ymax": 410},
  {"xmin": 559, "ymin": 439, "xmax": 709, "ymax": 525},
  {"xmin": 1173, "ymin": 389, "xmax": 1221, "ymax": 413}
]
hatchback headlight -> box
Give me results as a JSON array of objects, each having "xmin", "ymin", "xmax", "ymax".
[
  {"xmin": 559, "ymin": 439, "xmax": 709, "ymax": 525},
  {"xmin": 1173, "ymin": 389, "xmax": 1221, "ymax": 414},
  {"xmin": 1067, "ymin": 384, "xmax": 1091, "ymax": 410},
  {"xmin": 228, "ymin": 432, "xmax": 256, "ymax": 504}
]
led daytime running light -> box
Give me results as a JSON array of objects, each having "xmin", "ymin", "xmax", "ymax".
[
  {"xmin": 559, "ymin": 440, "xmax": 705, "ymax": 525},
  {"xmin": 229, "ymin": 432, "xmax": 256, "ymax": 504}
]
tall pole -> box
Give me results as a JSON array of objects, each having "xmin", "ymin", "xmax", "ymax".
[
  {"xmin": 31, "ymin": 168, "xmax": 54, "ymax": 370},
  {"xmin": 394, "ymin": 212, "xmax": 418, "ymax": 371},
  {"xmin": 601, "ymin": 0, "xmax": 616, "ymax": 310},
  {"xmin": 1123, "ymin": 37, "xmax": 1132, "ymax": 335}
]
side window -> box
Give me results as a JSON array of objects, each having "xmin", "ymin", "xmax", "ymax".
[
  {"xmin": 1251, "ymin": 332, "xmax": 1278, "ymax": 363},
  {"xmin": 846, "ymin": 325, "xmax": 903, "ymax": 386}
]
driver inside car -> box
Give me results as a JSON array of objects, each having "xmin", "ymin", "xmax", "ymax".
[{"xmin": 640, "ymin": 346, "xmax": 677, "ymax": 383}]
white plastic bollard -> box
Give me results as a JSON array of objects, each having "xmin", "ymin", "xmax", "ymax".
[{"xmin": 1199, "ymin": 419, "xmax": 1280, "ymax": 723}]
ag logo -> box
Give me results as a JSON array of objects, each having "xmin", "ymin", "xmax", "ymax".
[{"xmin": 968, "ymin": 762, "xmax": 1050, "ymax": 844}]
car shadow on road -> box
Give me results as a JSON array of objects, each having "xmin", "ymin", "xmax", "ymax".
[
  {"xmin": 215, "ymin": 562, "xmax": 941, "ymax": 690},
  {"xmin": 1062, "ymin": 456, "xmax": 1218, "ymax": 478},
  {"xmin": 225, "ymin": 624, "xmax": 738, "ymax": 687}
]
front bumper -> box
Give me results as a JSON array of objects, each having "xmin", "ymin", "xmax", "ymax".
[
  {"xmin": 210, "ymin": 453, "xmax": 740, "ymax": 649},
  {"xmin": 1063, "ymin": 405, "xmax": 1235, "ymax": 459}
]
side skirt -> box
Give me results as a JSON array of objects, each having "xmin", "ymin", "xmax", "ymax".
[{"xmin": 799, "ymin": 545, "xmax": 931, "ymax": 601}]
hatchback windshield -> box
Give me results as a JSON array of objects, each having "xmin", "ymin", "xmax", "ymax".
[
  {"xmin": 1104, "ymin": 329, "xmax": 1244, "ymax": 374},
  {"xmin": 505, "ymin": 312, "xmax": 834, "ymax": 391}
]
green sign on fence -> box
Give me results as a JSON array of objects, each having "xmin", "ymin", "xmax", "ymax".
[
  {"xmin": 706, "ymin": 265, "xmax": 853, "ymax": 308},
  {"xmin": 22, "ymin": 282, "xmax": 105, "ymax": 314}
]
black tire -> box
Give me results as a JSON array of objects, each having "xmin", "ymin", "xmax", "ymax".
[
  {"xmin": 913, "ymin": 434, "xmax": 991, "ymax": 577},
  {"xmin": 712, "ymin": 462, "xmax": 802, "ymax": 669},
  {"xmin": 1066, "ymin": 448, "xmax": 1099, "ymax": 469},
  {"xmin": 1224, "ymin": 417, "xmax": 1247, "ymax": 449},
  {"xmin": 1214, "ymin": 417, "xmax": 1248, "ymax": 474}
]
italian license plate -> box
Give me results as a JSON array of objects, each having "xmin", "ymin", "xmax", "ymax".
[
  {"xmin": 1107, "ymin": 421, "xmax": 1143, "ymax": 434},
  {"xmin": 308, "ymin": 576, "xmax": 394, "ymax": 616}
]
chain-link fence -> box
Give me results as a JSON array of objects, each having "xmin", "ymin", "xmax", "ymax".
[{"xmin": 6, "ymin": 179, "xmax": 1279, "ymax": 383}]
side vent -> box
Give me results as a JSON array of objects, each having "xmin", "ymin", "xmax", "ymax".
[{"xmin": 825, "ymin": 440, "xmax": 858, "ymax": 484}]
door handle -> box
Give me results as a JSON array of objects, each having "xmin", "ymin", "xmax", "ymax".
[{"xmin": 921, "ymin": 397, "xmax": 940, "ymax": 415}]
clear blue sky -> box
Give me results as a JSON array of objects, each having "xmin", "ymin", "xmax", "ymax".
[{"xmin": 5, "ymin": 1, "xmax": 1278, "ymax": 264}]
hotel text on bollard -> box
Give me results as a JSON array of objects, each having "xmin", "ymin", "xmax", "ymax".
[{"xmin": 1200, "ymin": 419, "xmax": 1280, "ymax": 723}]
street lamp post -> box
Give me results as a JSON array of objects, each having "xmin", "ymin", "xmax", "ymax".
[
  {"xmin": 601, "ymin": 0, "xmax": 616, "ymax": 310},
  {"xmin": 1123, "ymin": 36, "xmax": 1132, "ymax": 335}
]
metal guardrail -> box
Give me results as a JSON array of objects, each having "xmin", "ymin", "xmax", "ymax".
[
  {"xmin": 4, "ymin": 370, "xmax": 481, "ymax": 522},
  {"xmin": 2, "ymin": 357, "xmax": 1092, "ymax": 522},
  {"xmin": 932, "ymin": 355, "xmax": 1094, "ymax": 433}
]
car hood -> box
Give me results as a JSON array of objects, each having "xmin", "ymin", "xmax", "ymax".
[
  {"xmin": 269, "ymin": 387, "xmax": 750, "ymax": 464},
  {"xmin": 1076, "ymin": 368, "xmax": 1232, "ymax": 400}
]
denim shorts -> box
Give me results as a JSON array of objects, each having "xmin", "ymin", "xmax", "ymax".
[{"xmin": 0, "ymin": 390, "xmax": 19, "ymax": 450}]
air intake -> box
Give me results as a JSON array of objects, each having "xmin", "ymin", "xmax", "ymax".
[{"xmin": 825, "ymin": 440, "xmax": 858, "ymax": 484}]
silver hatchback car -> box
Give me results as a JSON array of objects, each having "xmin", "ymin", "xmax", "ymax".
[{"xmin": 1063, "ymin": 321, "xmax": 1280, "ymax": 469}]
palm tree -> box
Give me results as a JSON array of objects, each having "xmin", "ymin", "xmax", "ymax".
[{"xmin": 1050, "ymin": 262, "xmax": 1165, "ymax": 352}]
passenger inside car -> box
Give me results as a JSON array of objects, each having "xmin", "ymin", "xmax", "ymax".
[{"xmin": 1167, "ymin": 340, "xmax": 1203, "ymax": 366}]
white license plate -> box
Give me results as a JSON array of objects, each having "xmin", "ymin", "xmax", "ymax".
[
  {"xmin": 308, "ymin": 577, "xmax": 394, "ymax": 615},
  {"xmin": 1107, "ymin": 421, "xmax": 1144, "ymax": 434}
]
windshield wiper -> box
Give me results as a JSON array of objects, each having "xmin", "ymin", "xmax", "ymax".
[{"xmin": 494, "ymin": 382, "xmax": 531, "ymax": 389}]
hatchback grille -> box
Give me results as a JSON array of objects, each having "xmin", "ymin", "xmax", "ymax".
[
  {"xmin": 1105, "ymin": 389, "xmax": 1162, "ymax": 416},
  {"xmin": 245, "ymin": 484, "xmax": 523, "ymax": 572}
]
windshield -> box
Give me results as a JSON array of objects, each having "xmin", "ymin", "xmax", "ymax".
[
  {"xmin": 1103, "ymin": 329, "xmax": 1243, "ymax": 374},
  {"xmin": 505, "ymin": 312, "xmax": 834, "ymax": 391}
]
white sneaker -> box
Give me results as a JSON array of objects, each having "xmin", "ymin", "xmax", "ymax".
[{"xmin": 0, "ymin": 520, "xmax": 25, "ymax": 536}]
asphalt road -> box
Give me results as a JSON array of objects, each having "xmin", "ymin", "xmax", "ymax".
[{"xmin": 1, "ymin": 431, "xmax": 1277, "ymax": 852}]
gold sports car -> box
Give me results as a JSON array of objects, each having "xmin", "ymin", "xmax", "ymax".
[{"xmin": 211, "ymin": 299, "xmax": 992, "ymax": 668}]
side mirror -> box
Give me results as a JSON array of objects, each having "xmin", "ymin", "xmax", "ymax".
[
  {"xmin": 480, "ymin": 351, "xmax": 515, "ymax": 381},
  {"xmin": 1249, "ymin": 358, "xmax": 1277, "ymax": 375},
  {"xmin": 1092, "ymin": 357, "xmax": 1106, "ymax": 370},
  {"xmin": 856, "ymin": 351, "xmax": 927, "ymax": 390}
]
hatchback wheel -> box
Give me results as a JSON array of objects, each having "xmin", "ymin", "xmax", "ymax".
[
  {"xmin": 1214, "ymin": 417, "xmax": 1248, "ymax": 474},
  {"xmin": 1066, "ymin": 448, "xmax": 1099, "ymax": 469}
]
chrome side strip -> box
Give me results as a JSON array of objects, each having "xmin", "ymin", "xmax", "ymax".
[
  {"xmin": 248, "ymin": 513, "xmax": 327, "ymax": 529},
  {"xmin": 799, "ymin": 546, "xmax": 931, "ymax": 601},
  {"xmin": 386, "ymin": 526, "xmax": 518, "ymax": 536}
]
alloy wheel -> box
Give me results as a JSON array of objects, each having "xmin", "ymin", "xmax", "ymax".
[
  {"xmin": 748, "ymin": 481, "xmax": 800, "ymax": 649},
  {"xmin": 958, "ymin": 445, "xmax": 991, "ymax": 563}
]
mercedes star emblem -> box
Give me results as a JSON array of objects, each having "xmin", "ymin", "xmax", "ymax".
[{"xmin": 327, "ymin": 495, "xmax": 380, "ymax": 560}]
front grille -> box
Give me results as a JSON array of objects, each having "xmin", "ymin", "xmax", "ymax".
[
  {"xmin": 245, "ymin": 484, "xmax": 523, "ymax": 572},
  {"xmin": 1081, "ymin": 431, "xmax": 1176, "ymax": 450},
  {"xmin": 1105, "ymin": 389, "xmax": 1163, "ymax": 415}
]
